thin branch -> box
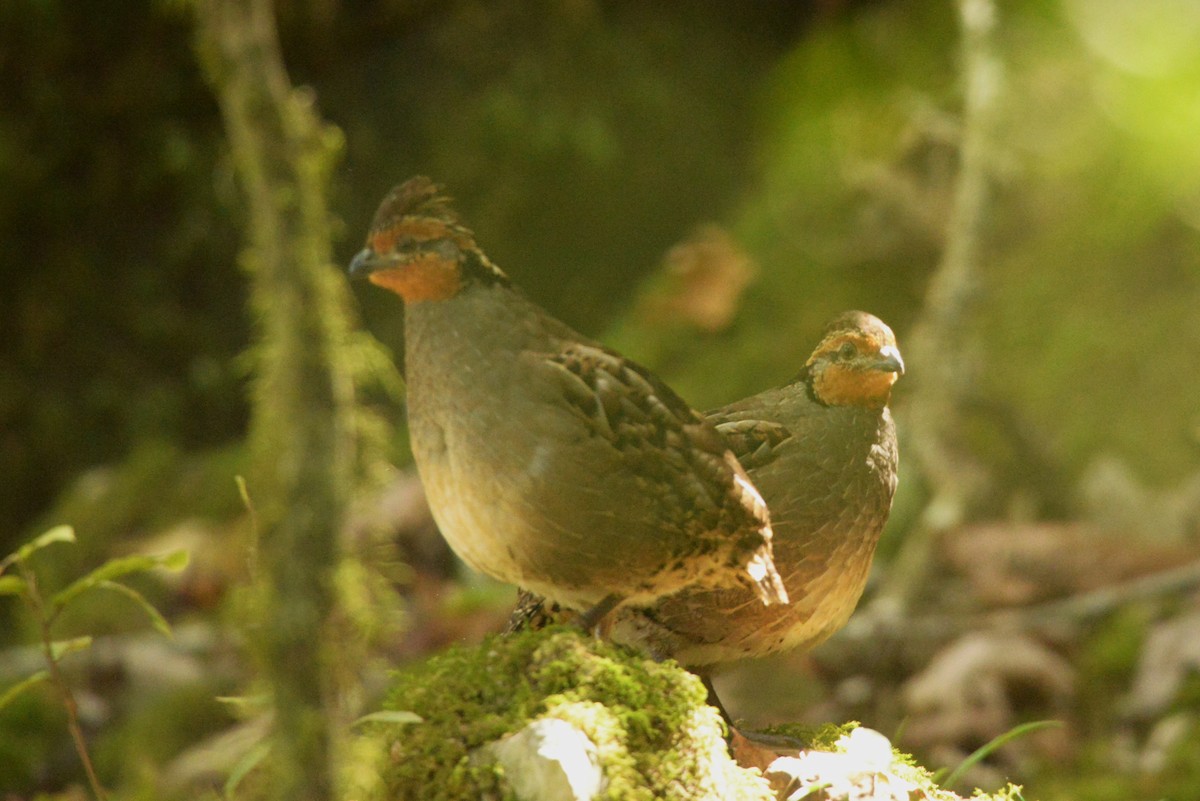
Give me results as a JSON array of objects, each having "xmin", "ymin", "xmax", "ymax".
[
  {"xmin": 20, "ymin": 566, "xmax": 107, "ymax": 801},
  {"xmin": 850, "ymin": 559, "xmax": 1200, "ymax": 648},
  {"xmin": 989, "ymin": 558, "xmax": 1200, "ymax": 632}
]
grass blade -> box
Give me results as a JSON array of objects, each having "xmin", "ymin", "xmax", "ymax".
[{"xmin": 943, "ymin": 720, "xmax": 1063, "ymax": 789}]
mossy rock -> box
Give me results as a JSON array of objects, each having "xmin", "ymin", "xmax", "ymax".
[{"xmin": 365, "ymin": 626, "xmax": 774, "ymax": 801}]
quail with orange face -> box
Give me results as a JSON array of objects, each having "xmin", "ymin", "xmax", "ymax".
[
  {"xmin": 349, "ymin": 177, "xmax": 788, "ymax": 622},
  {"xmin": 512, "ymin": 312, "xmax": 902, "ymax": 679}
]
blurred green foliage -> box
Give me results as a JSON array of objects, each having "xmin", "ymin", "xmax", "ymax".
[
  {"xmin": 0, "ymin": 0, "xmax": 247, "ymax": 542},
  {"xmin": 610, "ymin": 0, "xmax": 1200, "ymax": 506},
  {"xmin": 8, "ymin": 0, "xmax": 1196, "ymax": 545}
]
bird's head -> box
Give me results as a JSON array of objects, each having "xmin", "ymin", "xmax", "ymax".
[
  {"xmin": 803, "ymin": 311, "xmax": 904, "ymax": 409},
  {"xmin": 348, "ymin": 176, "xmax": 508, "ymax": 302}
]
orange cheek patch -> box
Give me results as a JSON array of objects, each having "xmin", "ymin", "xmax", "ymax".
[
  {"xmin": 814, "ymin": 365, "xmax": 897, "ymax": 408},
  {"xmin": 367, "ymin": 255, "xmax": 462, "ymax": 303}
]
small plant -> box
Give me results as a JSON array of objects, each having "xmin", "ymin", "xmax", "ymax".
[
  {"xmin": 935, "ymin": 719, "xmax": 1062, "ymax": 792},
  {"xmin": 0, "ymin": 524, "xmax": 188, "ymax": 800}
]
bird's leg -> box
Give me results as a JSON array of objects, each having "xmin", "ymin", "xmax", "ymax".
[
  {"xmin": 702, "ymin": 675, "xmax": 735, "ymax": 729},
  {"xmin": 703, "ymin": 675, "xmax": 807, "ymax": 753},
  {"xmin": 574, "ymin": 593, "xmax": 623, "ymax": 633}
]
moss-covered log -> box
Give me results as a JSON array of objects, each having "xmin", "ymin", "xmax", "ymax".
[
  {"xmin": 366, "ymin": 627, "xmax": 775, "ymax": 801},
  {"xmin": 358, "ymin": 628, "xmax": 1024, "ymax": 801}
]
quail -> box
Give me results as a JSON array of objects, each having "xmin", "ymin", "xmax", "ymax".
[
  {"xmin": 511, "ymin": 311, "xmax": 902, "ymax": 681},
  {"xmin": 349, "ymin": 177, "xmax": 788, "ymax": 622}
]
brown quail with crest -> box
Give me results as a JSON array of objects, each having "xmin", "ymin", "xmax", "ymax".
[
  {"xmin": 349, "ymin": 177, "xmax": 788, "ymax": 622},
  {"xmin": 512, "ymin": 311, "xmax": 902, "ymax": 681}
]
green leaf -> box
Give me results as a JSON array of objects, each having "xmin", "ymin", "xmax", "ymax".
[
  {"xmin": 351, "ymin": 710, "xmax": 423, "ymax": 728},
  {"xmin": 94, "ymin": 580, "xmax": 174, "ymax": 638},
  {"xmin": 216, "ymin": 693, "xmax": 271, "ymax": 714},
  {"xmin": 161, "ymin": 549, "xmax": 190, "ymax": 571},
  {"xmin": 0, "ymin": 575, "xmax": 26, "ymax": 597},
  {"xmin": 942, "ymin": 720, "xmax": 1063, "ymax": 789},
  {"xmin": 235, "ymin": 475, "xmax": 252, "ymax": 510},
  {"xmin": 1, "ymin": 525, "xmax": 75, "ymax": 573},
  {"xmin": 0, "ymin": 670, "xmax": 50, "ymax": 713},
  {"xmin": 225, "ymin": 740, "xmax": 270, "ymax": 798},
  {"xmin": 49, "ymin": 636, "xmax": 93, "ymax": 661},
  {"xmin": 52, "ymin": 549, "xmax": 189, "ymax": 612}
]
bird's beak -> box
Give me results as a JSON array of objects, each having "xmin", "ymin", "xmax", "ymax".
[
  {"xmin": 348, "ymin": 247, "xmax": 382, "ymax": 279},
  {"xmin": 872, "ymin": 345, "xmax": 905, "ymax": 375}
]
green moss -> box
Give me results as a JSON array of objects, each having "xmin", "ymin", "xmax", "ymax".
[
  {"xmin": 972, "ymin": 786, "xmax": 1027, "ymax": 801},
  {"xmin": 758, "ymin": 720, "xmax": 861, "ymax": 751},
  {"xmin": 367, "ymin": 627, "xmax": 773, "ymax": 801},
  {"xmin": 756, "ymin": 723, "xmax": 1026, "ymax": 801}
]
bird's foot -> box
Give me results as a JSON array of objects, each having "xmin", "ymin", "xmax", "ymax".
[{"xmin": 574, "ymin": 593, "xmax": 622, "ymax": 633}]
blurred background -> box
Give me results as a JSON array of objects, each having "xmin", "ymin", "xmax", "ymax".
[{"xmin": 3, "ymin": 0, "xmax": 1200, "ymax": 798}]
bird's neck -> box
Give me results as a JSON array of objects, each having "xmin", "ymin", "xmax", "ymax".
[{"xmin": 404, "ymin": 275, "xmax": 546, "ymax": 353}]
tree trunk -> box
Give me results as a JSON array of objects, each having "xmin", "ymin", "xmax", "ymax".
[{"xmin": 192, "ymin": 2, "xmax": 364, "ymax": 798}]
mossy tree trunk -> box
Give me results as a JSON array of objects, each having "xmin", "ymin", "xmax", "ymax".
[{"xmin": 192, "ymin": 1, "xmax": 363, "ymax": 799}]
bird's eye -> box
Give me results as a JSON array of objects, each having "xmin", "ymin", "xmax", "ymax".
[{"xmin": 837, "ymin": 342, "xmax": 857, "ymax": 360}]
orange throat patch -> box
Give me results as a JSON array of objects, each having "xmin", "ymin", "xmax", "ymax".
[
  {"xmin": 367, "ymin": 254, "xmax": 463, "ymax": 303},
  {"xmin": 812, "ymin": 364, "xmax": 896, "ymax": 408}
]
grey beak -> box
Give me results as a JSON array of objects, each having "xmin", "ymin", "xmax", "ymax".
[
  {"xmin": 874, "ymin": 345, "xmax": 905, "ymax": 375},
  {"xmin": 348, "ymin": 248, "xmax": 378, "ymax": 278}
]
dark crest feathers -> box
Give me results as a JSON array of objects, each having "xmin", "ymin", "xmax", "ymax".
[
  {"xmin": 822, "ymin": 310, "xmax": 887, "ymax": 340},
  {"xmin": 370, "ymin": 176, "xmax": 461, "ymax": 234}
]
